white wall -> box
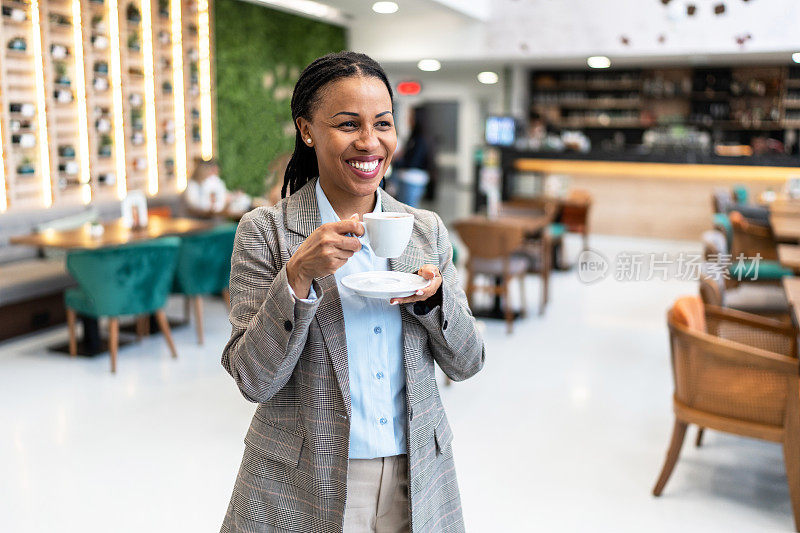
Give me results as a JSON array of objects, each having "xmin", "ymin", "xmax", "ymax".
[{"xmin": 343, "ymin": 0, "xmax": 800, "ymax": 64}]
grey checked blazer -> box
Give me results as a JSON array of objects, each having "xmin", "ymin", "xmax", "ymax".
[{"xmin": 220, "ymin": 178, "xmax": 485, "ymax": 533}]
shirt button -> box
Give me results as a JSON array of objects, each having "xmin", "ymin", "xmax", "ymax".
[
  {"xmin": 379, "ymin": 417, "xmax": 388, "ymax": 425},
  {"xmin": 284, "ymin": 320, "xmax": 293, "ymax": 332},
  {"xmin": 373, "ymin": 326, "xmax": 382, "ymax": 334},
  {"xmin": 376, "ymin": 371, "xmax": 384, "ymax": 380}
]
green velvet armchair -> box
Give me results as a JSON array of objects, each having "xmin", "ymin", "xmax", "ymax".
[
  {"xmin": 65, "ymin": 237, "xmax": 181, "ymax": 373},
  {"xmin": 172, "ymin": 223, "xmax": 237, "ymax": 344}
]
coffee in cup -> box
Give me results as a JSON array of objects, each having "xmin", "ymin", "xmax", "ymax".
[{"xmin": 362, "ymin": 212, "xmax": 414, "ymax": 258}]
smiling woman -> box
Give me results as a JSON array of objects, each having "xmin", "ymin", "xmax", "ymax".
[{"xmin": 220, "ymin": 51, "xmax": 485, "ymax": 533}]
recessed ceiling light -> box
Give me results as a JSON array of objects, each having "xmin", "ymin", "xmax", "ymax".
[
  {"xmin": 477, "ymin": 71, "xmax": 499, "ymax": 84},
  {"xmin": 793, "ymin": 52, "xmax": 800, "ymax": 64},
  {"xmin": 587, "ymin": 56, "xmax": 611, "ymax": 69},
  {"xmin": 372, "ymin": 1, "xmax": 398, "ymax": 14},
  {"xmin": 417, "ymin": 59, "xmax": 441, "ymax": 72}
]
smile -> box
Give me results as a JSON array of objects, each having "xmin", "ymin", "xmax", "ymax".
[{"xmin": 346, "ymin": 159, "xmax": 380, "ymax": 172}]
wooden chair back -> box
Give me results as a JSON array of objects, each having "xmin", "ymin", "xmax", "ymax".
[
  {"xmin": 729, "ymin": 210, "xmax": 778, "ymax": 260},
  {"xmin": 698, "ymin": 275, "xmax": 724, "ymax": 307},
  {"xmin": 562, "ymin": 189, "xmax": 591, "ymax": 232},
  {"xmin": 453, "ymin": 219, "xmax": 526, "ymax": 260},
  {"xmin": 667, "ymin": 297, "xmax": 798, "ymax": 434}
]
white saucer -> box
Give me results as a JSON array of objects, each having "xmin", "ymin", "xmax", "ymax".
[{"xmin": 341, "ymin": 271, "xmax": 430, "ymax": 299}]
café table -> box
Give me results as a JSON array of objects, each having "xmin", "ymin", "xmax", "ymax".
[
  {"xmin": 768, "ymin": 200, "xmax": 800, "ymax": 217},
  {"xmin": 782, "ymin": 277, "xmax": 800, "ymax": 327},
  {"xmin": 10, "ymin": 215, "xmax": 217, "ymax": 355},
  {"xmin": 770, "ymin": 214, "xmax": 800, "ymax": 243},
  {"xmin": 458, "ymin": 210, "xmax": 552, "ymax": 319},
  {"xmin": 778, "ymin": 244, "xmax": 800, "ymax": 274}
]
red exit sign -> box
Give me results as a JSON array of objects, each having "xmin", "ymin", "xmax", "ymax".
[{"xmin": 397, "ymin": 81, "xmax": 422, "ymax": 95}]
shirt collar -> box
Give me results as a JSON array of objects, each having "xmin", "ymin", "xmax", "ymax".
[{"xmin": 315, "ymin": 179, "xmax": 382, "ymax": 226}]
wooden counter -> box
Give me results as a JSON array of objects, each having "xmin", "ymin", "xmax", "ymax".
[
  {"xmin": 507, "ymin": 157, "xmax": 800, "ymax": 240},
  {"xmin": 514, "ymin": 158, "xmax": 800, "ymax": 181}
]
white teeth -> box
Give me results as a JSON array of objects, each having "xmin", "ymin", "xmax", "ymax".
[{"xmin": 347, "ymin": 159, "xmax": 379, "ymax": 172}]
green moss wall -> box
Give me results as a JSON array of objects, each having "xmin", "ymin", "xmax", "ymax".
[{"xmin": 213, "ymin": 0, "xmax": 347, "ymax": 196}]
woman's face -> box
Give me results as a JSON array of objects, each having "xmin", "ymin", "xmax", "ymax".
[{"xmin": 298, "ymin": 75, "xmax": 396, "ymax": 200}]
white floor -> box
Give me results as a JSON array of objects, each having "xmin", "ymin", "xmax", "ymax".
[{"xmin": 0, "ymin": 233, "xmax": 795, "ymax": 532}]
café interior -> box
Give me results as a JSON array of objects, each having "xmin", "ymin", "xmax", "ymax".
[{"xmin": 3, "ymin": 0, "xmax": 800, "ymax": 531}]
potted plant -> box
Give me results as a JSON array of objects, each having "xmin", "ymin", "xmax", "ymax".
[
  {"xmin": 126, "ymin": 3, "xmax": 141, "ymax": 24},
  {"xmin": 99, "ymin": 135, "xmax": 112, "ymax": 157},
  {"xmin": 17, "ymin": 157, "xmax": 35, "ymax": 175},
  {"xmin": 55, "ymin": 61, "xmax": 70, "ymax": 86},
  {"xmin": 131, "ymin": 107, "xmax": 143, "ymax": 130},
  {"xmin": 127, "ymin": 31, "xmax": 140, "ymax": 52}
]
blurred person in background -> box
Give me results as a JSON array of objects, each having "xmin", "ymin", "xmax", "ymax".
[
  {"xmin": 392, "ymin": 107, "xmax": 435, "ymax": 208},
  {"xmin": 183, "ymin": 158, "xmax": 252, "ymax": 218}
]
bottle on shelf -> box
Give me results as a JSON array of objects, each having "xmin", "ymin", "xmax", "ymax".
[
  {"xmin": 11, "ymin": 133, "xmax": 36, "ymax": 147},
  {"xmin": 7, "ymin": 37, "xmax": 27, "ymax": 52},
  {"xmin": 51, "ymin": 44, "xmax": 69, "ymax": 59},
  {"xmin": 2, "ymin": 6, "xmax": 27, "ymax": 22},
  {"xmin": 59, "ymin": 145, "xmax": 76, "ymax": 158},
  {"xmin": 9, "ymin": 103, "xmax": 36, "ymax": 117},
  {"xmin": 58, "ymin": 161, "xmax": 79, "ymax": 175},
  {"xmin": 54, "ymin": 89, "xmax": 74, "ymax": 103},
  {"xmin": 17, "ymin": 158, "xmax": 36, "ymax": 176}
]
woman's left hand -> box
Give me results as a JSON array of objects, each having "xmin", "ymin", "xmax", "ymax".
[{"xmin": 390, "ymin": 264, "xmax": 442, "ymax": 305}]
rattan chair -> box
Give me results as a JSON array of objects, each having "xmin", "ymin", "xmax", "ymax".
[
  {"xmin": 453, "ymin": 219, "xmax": 528, "ymax": 333},
  {"xmin": 653, "ymin": 296, "xmax": 800, "ymax": 531},
  {"xmin": 699, "ymin": 273, "xmax": 791, "ymax": 320},
  {"xmin": 729, "ymin": 210, "xmax": 778, "ymax": 260},
  {"xmin": 728, "ymin": 210, "xmax": 793, "ymax": 286}
]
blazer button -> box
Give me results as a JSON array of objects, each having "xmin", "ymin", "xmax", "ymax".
[
  {"xmin": 284, "ymin": 320, "xmax": 293, "ymax": 332},
  {"xmin": 442, "ymin": 319, "xmax": 449, "ymax": 331}
]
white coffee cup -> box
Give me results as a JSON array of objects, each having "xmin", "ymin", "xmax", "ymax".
[{"xmin": 362, "ymin": 212, "xmax": 414, "ymax": 258}]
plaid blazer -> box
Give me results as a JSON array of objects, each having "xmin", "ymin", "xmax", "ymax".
[{"xmin": 220, "ymin": 178, "xmax": 485, "ymax": 533}]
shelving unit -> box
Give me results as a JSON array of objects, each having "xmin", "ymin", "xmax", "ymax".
[
  {"xmin": 530, "ymin": 66, "xmax": 800, "ymax": 137},
  {"xmin": 1, "ymin": 0, "xmax": 45, "ymax": 210},
  {"xmin": 0, "ymin": 0, "xmax": 215, "ymax": 212}
]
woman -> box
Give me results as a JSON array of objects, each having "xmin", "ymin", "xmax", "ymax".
[
  {"xmin": 220, "ymin": 51, "xmax": 485, "ymax": 533},
  {"xmin": 392, "ymin": 107, "xmax": 434, "ymax": 208}
]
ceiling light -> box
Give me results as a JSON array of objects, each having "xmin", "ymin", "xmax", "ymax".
[
  {"xmin": 417, "ymin": 59, "xmax": 441, "ymax": 72},
  {"xmin": 793, "ymin": 52, "xmax": 800, "ymax": 64},
  {"xmin": 372, "ymin": 2, "xmax": 398, "ymax": 14},
  {"xmin": 587, "ymin": 56, "xmax": 611, "ymax": 69},
  {"xmin": 477, "ymin": 71, "xmax": 499, "ymax": 84}
]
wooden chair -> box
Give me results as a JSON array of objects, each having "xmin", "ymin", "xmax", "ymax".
[
  {"xmin": 503, "ymin": 197, "xmax": 558, "ymax": 289},
  {"xmin": 562, "ymin": 189, "xmax": 591, "ymax": 251},
  {"xmin": 699, "ymin": 273, "xmax": 790, "ymax": 320},
  {"xmin": 729, "ymin": 210, "xmax": 778, "ymax": 260},
  {"xmin": 453, "ymin": 219, "xmax": 528, "ymax": 333},
  {"xmin": 653, "ymin": 296, "xmax": 800, "ymax": 531},
  {"xmin": 728, "ymin": 210, "xmax": 793, "ymax": 286}
]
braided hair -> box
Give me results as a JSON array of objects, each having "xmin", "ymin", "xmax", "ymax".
[{"xmin": 282, "ymin": 51, "xmax": 394, "ymax": 198}]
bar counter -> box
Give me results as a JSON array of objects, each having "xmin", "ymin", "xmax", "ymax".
[{"xmin": 498, "ymin": 148, "xmax": 800, "ymax": 240}]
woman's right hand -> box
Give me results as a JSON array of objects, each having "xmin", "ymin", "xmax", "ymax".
[{"xmin": 286, "ymin": 214, "xmax": 363, "ymax": 298}]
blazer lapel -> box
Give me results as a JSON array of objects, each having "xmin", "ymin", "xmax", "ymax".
[
  {"xmin": 314, "ymin": 274, "xmax": 352, "ymax": 418},
  {"xmin": 284, "ymin": 178, "xmax": 352, "ymax": 417}
]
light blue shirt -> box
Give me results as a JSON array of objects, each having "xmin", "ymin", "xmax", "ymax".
[{"xmin": 291, "ymin": 180, "xmax": 407, "ymax": 459}]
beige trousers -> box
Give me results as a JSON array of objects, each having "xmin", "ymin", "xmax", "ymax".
[{"xmin": 343, "ymin": 455, "xmax": 410, "ymax": 533}]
